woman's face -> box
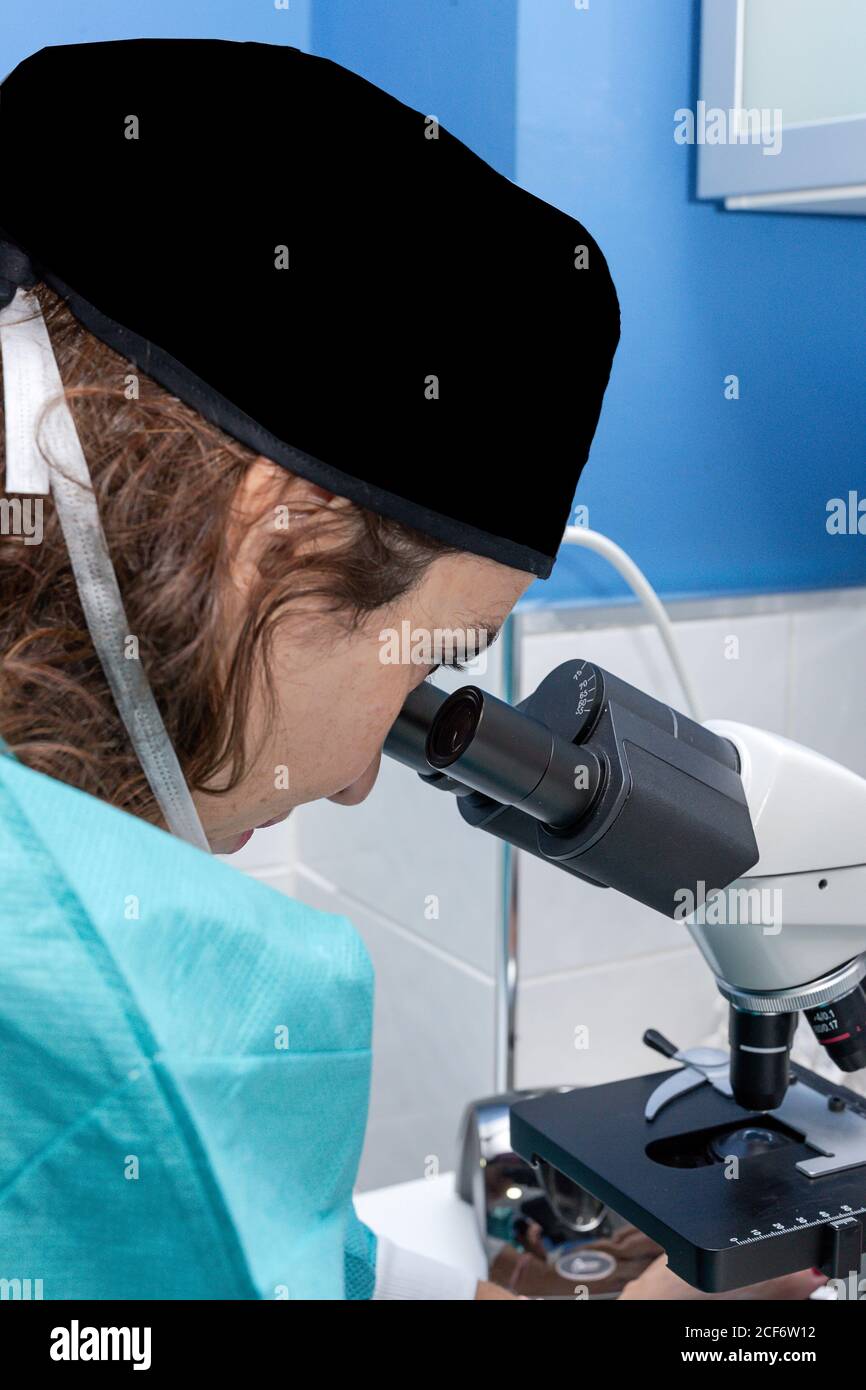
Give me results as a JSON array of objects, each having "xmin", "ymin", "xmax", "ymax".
[{"xmin": 194, "ymin": 464, "xmax": 534, "ymax": 854}]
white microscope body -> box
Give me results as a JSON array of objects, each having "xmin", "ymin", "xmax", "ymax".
[{"xmin": 689, "ymin": 721, "xmax": 866, "ymax": 1107}]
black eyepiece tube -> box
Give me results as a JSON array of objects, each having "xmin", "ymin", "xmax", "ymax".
[
  {"xmin": 383, "ymin": 681, "xmax": 450, "ymax": 773},
  {"xmin": 425, "ymin": 686, "xmax": 602, "ymax": 830},
  {"xmin": 729, "ymin": 1006, "xmax": 798, "ymax": 1111}
]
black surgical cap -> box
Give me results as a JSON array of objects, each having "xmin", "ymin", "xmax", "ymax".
[{"xmin": 0, "ymin": 38, "xmax": 620, "ymax": 578}]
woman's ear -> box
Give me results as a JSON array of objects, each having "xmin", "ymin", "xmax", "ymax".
[
  {"xmin": 227, "ymin": 457, "xmax": 344, "ymax": 597},
  {"xmin": 235, "ymin": 457, "xmax": 335, "ymax": 517}
]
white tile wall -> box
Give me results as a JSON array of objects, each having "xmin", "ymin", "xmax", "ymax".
[
  {"xmin": 788, "ymin": 601, "xmax": 866, "ymax": 778},
  {"xmin": 518, "ymin": 610, "xmax": 792, "ymax": 728},
  {"xmin": 288, "ymin": 754, "xmax": 502, "ymax": 977},
  {"xmin": 229, "ymin": 586, "xmax": 866, "ymax": 1187},
  {"xmin": 514, "ymin": 947, "xmax": 721, "ymax": 1090}
]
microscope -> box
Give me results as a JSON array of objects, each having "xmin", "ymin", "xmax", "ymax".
[{"xmin": 384, "ymin": 659, "xmax": 866, "ymax": 1290}]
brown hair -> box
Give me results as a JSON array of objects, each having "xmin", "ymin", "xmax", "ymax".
[{"xmin": 0, "ymin": 282, "xmax": 456, "ymax": 824}]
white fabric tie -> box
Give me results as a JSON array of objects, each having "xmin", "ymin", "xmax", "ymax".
[{"xmin": 0, "ymin": 287, "xmax": 211, "ymax": 851}]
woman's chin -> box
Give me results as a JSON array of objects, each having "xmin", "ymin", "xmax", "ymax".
[
  {"xmin": 213, "ymin": 828, "xmax": 254, "ymax": 855},
  {"xmin": 211, "ymin": 809, "xmax": 292, "ymax": 855}
]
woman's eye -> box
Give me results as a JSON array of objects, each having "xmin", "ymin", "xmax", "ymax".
[{"xmin": 427, "ymin": 658, "xmax": 470, "ymax": 677}]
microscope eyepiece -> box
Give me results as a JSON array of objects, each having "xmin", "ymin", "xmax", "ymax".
[
  {"xmin": 382, "ymin": 679, "xmax": 449, "ymax": 772},
  {"xmin": 426, "ymin": 688, "xmax": 483, "ymax": 768},
  {"xmin": 424, "ymin": 685, "xmax": 602, "ymax": 830}
]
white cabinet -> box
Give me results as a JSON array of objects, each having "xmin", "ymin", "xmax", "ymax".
[{"xmin": 698, "ymin": 0, "xmax": 866, "ymax": 213}]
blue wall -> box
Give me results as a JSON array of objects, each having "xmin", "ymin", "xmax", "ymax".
[
  {"xmin": 5, "ymin": 2, "xmax": 865, "ymax": 605},
  {"xmin": 0, "ymin": 1, "xmax": 310, "ymax": 65},
  {"xmin": 314, "ymin": 0, "xmax": 866, "ymax": 606},
  {"xmin": 312, "ymin": 0, "xmax": 518, "ymax": 179}
]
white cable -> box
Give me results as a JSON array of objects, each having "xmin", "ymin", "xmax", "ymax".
[{"xmin": 563, "ymin": 525, "xmax": 702, "ymax": 722}]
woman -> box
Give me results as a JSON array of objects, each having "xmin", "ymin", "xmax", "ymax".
[{"xmin": 0, "ymin": 37, "xmax": 822, "ymax": 1301}]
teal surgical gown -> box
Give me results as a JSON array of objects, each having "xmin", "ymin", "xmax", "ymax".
[{"xmin": 0, "ymin": 750, "xmax": 378, "ymax": 1299}]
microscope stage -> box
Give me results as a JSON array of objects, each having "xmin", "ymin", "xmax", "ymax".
[{"xmin": 510, "ymin": 1063, "xmax": 866, "ymax": 1292}]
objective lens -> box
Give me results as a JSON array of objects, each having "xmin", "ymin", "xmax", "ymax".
[
  {"xmin": 805, "ymin": 983, "xmax": 866, "ymax": 1074},
  {"xmin": 729, "ymin": 1006, "xmax": 797, "ymax": 1111}
]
